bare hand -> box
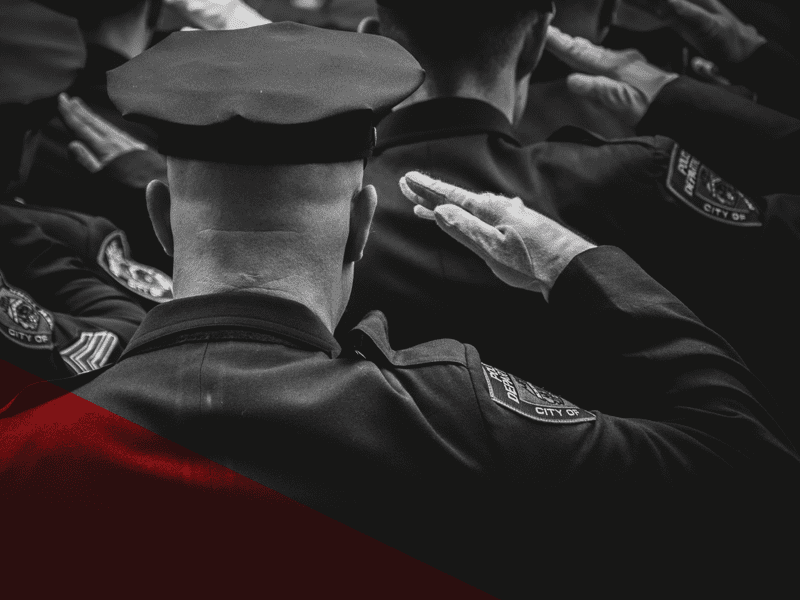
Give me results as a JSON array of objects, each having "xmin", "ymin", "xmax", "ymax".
[
  {"xmin": 622, "ymin": 0, "xmax": 766, "ymax": 64},
  {"xmin": 399, "ymin": 172, "xmax": 596, "ymax": 300},
  {"xmin": 546, "ymin": 26, "xmax": 678, "ymax": 125},
  {"xmin": 58, "ymin": 93, "xmax": 149, "ymax": 174}
]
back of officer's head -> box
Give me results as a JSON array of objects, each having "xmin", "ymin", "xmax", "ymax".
[
  {"xmin": 107, "ymin": 22, "xmax": 423, "ymax": 304},
  {"xmin": 374, "ymin": 1, "xmax": 553, "ymax": 86}
]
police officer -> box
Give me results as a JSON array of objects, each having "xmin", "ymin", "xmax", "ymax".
[
  {"xmin": 343, "ymin": 0, "xmax": 800, "ymax": 446},
  {"xmin": 0, "ymin": 206, "xmax": 145, "ymax": 380},
  {"xmin": 19, "ymin": 0, "xmax": 172, "ymax": 273},
  {"xmin": 545, "ymin": 25, "xmax": 800, "ymax": 195},
  {"xmin": 546, "ymin": 25, "xmax": 800, "ymax": 434},
  {"xmin": 3, "ymin": 22, "xmax": 795, "ymax": 596},
  {"xmin": 0, "ymin": 1, "xmax": 146, "ymax": 380},
  {"xmin": 616, "ymin": 0, "xmax": 800, "ymax": 118}
]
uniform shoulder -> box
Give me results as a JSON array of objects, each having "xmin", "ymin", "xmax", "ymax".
[{"xmin": 343, "ymin": 310, "xmax": 469, "ymax": 368}]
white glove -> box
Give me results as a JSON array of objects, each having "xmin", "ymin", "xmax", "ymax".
[
  {"xmin": 546, "ymin": 26, "xmax": 679, "ymax": 126},
  {"xmin": 399, "ymin": 172, "xmax": 596, "ymax": 301},
  {"xmin": 622, "ymin": 0, "xmax": 766, "ymax": 64},
  {"xmin": 164, "ymin": 0, "xmax": 271, "ymax": 30}
]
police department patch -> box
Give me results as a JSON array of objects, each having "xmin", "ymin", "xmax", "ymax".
[
  {"xmin": 98, "ymin": 231, "xmax": 173, "ymax": 303},
  {"xmin": 666, "ymin": 144, "xmax": 762, "ymax": 227},
  {"xmin": 0, "ymin": 271, "xmax": 55, "ymax": 350},
  {"xmin": 481, "ymin": 363, "xmax": 596, "ymax": 424}
]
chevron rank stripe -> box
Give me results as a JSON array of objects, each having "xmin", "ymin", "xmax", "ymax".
[{"xmin": 60, "ymin": 331, "xmax": 119, "ymax": 374}]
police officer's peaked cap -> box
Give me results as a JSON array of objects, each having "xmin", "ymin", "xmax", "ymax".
[{"xmin": 107, "ymin": 22, "xmax": 424, "ymax": 164}]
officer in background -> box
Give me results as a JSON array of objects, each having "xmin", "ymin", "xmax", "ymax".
[
  {"xmin": 547, "ymin": 25, "xmax": 800, "ymax": 196},
  {"xmin": 515, "ymin": 0, "xmax": 639, "ymax": 143},
  {"xmin": 546, "ymin": 25, "xmax": 800, "ymax": 440},
  {"xmin": 616, "ymin": 0, "xmax": 800, "ymax": 118},
  {"xmin": 344, "ymin": 0, "xmax": 800, "ymax": 445},
  {"xmin": 3, "ymin": 22, "xmax": 795, "ymax": 596},
  {"xmin": 516, "ymin": 0, "xmax": 800, "ymax": 145},
  {"xmin": 0, "ymin": 207, "xmax": 145, "ymax": 380},
  {"xmin": 19, "ymin": 0, "xmax": 171, "ymax": 273},
  {"xmin": 1, "ymin": 0, "xmax": 146, "ymax": 381},
  {"xmin": 2, "ymin": 0, "xmax": 173, "ymax": 309}
]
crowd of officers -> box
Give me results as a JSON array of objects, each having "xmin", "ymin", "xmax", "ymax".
[{"xmin": 2, "ymin": 0, "xmax": 800, "ymax": 596}]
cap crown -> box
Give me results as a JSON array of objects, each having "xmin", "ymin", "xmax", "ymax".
[{"xmin": 109, "ymin": 21, "xmax": 424, "ymax": 128}]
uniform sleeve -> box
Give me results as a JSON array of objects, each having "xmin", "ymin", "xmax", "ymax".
[
  {"xmin": 637, "ymin": 76, "xmax": 800, "ymax": 196},
  {"xmin": 1, "ymin": 206, "xmax": 145, "ymax": 378},
  {"xmin": 466, "ymin": 246, "xmax": 799, "ymax": 490},
  {"xmin": 726, "ymin": 40, "xmax": 800, "ymax": 119}
]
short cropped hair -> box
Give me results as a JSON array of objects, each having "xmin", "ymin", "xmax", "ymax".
[{"xmin": 377, "ymin": 5, "xmax": 547, "ymax": 79}]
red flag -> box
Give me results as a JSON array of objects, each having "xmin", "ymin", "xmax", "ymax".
[{"xmin": 0, "ymin": 359, "xmax": 492, "ymax": 599}]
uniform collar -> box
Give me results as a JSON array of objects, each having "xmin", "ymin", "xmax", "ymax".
[
  {"xmin": 376, "ymin": 97, "xmax": 520, "ymax": 153},
  {"xmin": 121, "ymin": 292, "xmax": 341, "ymax": 359}
]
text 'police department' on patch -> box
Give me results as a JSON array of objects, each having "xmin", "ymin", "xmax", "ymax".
[
  {"xmin": 481, "ymin": 363, "xmax": 596, "ymax": 424},
  {"xmin": 666, "ymin": 144, "xmax": 762, "ymax": 227}
]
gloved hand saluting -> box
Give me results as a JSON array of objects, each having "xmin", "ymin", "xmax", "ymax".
[
  {"xmin": 622, "ymin": 0, "xmax": 766, "ymax": 65},
  {"xmin": 546, "ymin": 26, "xmax": 679, "ymax": 126},
  {"xmin": 399, "ymin": 172, "xmax": 595, "ymax": 301}
]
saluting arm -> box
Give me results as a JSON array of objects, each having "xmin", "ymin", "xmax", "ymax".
[
  {"xmin": 545, "ymin": 26, "xmax": 800, "ymax": 196},
  {"xmin": 1, "ymin": 207, "xmax": 145, "ymax": 378},
  {"xmin": 399, "ymin": 172, "xmax": 799, "ymax": 484},
  {"xmin": 636, "ymin": 77, "xmax": 800, "ymax": 196}
]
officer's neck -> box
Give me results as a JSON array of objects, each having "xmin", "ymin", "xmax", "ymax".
[
  {"xmin": 393, "ymin": 65, "xmax": 531, "ymax": 125},
  {"xmin": 172, "ymin": 257, "xmax": 344, "ymax": 334}
]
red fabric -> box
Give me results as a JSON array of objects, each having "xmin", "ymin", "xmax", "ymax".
[{"xmin": 0, "ymin": 359, "xmax": 492, "ymax": 598}]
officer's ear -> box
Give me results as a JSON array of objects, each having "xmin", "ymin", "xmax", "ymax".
[
  {"xmin": 146, "ymin": 179, "xmax": 174, "ymax": 257},
  {"xmin": 357, "ymin": 16, "xmax": 381, "ymax": 35},
  {"xmin": 517, "ymin": 8, "xmax": 555, "ymax": 80},
  {"xmin": 344, "ymin": 184, "xmax": 377, "ymax": 263}
]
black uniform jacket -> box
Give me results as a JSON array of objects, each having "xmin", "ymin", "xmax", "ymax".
[
  {"xmin": 20, "ymin": 44, "xmax": 171, "ymax": 273},
  {"xmin": 343, "ymin": 97, "xmax": 800, "ymax": 438},
  {"xmin": 27, "ymin": 246, "xmax": 791, "ymax": 596},
  {"xmin": 4, "ymin": 200, "xmax": 174, "ymax": 309},
  {"xmin": 639, "ymin": 75, "xmax": 800, "ymax": 196},
  {"xmin": 0, "ymin": 204, "xmax": 145, "ymax": 379},
  {"xmin": 723, "ymin": 39, "xmax": 800, "ymax": 119}
]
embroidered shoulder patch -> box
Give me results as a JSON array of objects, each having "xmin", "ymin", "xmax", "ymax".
[
  {"xmin": 98, "ymin": 231, "xmax": 173, "ymax": 303},
  {"xmin": 666, "ymin": 145, "xmax": 762, "ymax": 227},
  {"xmin": 481, "ymin": 363, "xmax": 596, "ymax": 424},
  {"xmin": 60, "ymin": 330, "xmax": 119, "ymax": 374},
  {"xmin": 0, "ymin": 271, "xmax": 55, "ymax": 350}
]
